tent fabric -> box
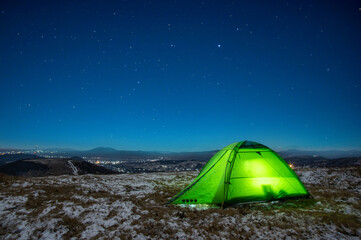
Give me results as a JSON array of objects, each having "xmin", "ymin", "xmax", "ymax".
[{"xmin": 169, "ymin": 141, "xmax": 309, "ymax": 207}]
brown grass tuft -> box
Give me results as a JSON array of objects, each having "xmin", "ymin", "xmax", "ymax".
[{"xmin": 60, "ymin": 215, "xmax": 86, "ymax": 239}]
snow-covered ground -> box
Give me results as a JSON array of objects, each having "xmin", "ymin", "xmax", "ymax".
[{"xmin": 0, "ymin": 167, "xmax": 360, "ymax": 239}]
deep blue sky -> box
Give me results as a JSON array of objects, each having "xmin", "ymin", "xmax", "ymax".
[{"xmin": 0, "ymin": 0, "xmax": 360, "ymax": 151}]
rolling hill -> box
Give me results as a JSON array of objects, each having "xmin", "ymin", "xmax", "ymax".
[{"xmin": 0, "ymin": 158, "xmax": 116, "ymax": 177}]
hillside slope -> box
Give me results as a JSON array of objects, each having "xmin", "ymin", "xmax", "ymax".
[
  {"xmin": 0, "ymin": 154, "xmax": 41, "ymax": 165},
  {"xmin": 0, "ymin": 158, "xmax": 115, "ymax": 177}
]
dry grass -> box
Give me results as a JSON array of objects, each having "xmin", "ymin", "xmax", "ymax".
[
  {"xmin": 315, "ymin": 212, "xmax": 360, "ymax": 236},
  {"xmin": 125, "ymin": 172, "xmax": 361, "ymax": 239},
  {"xmin": 1, "ymin": 168, "xmax": 361, "ymax": 239},
  {"xmin": 60, "ymin": 215, "xmax": 86, "ymax": 239}
]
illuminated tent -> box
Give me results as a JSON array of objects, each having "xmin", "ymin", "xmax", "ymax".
[{"xmin": 169, "ymin": 141, "xmax": 309, "ymax": 208}]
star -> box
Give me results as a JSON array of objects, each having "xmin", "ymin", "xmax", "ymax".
[{"xmin": 217, "ymin": 44, "xmax": 221, "ymax": 48}]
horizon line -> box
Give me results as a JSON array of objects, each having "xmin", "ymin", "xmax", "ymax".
[{"xmin": 1, "ymin": 145, "xmax": 361, "ymax": 153}]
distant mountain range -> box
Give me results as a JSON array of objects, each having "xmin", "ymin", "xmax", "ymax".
[
  {"xmin": 1, "ymin": 147, "xmax": 361, "ymax": 162},
  {"xmin": 43, "ymin": 147, "xmax": 218, "ymax": 161},
  {"xmin": 48, "ymin": 147, "xmax": 361, "ymax": 160},
  {"xmin": 278, "ymin": 149, "xmax": 361, "ymax": 159}
]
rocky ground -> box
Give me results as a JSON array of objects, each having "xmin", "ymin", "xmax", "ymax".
[{"xmin": 0, "ymin": 167, "xmax": 360, "ymax": 239}]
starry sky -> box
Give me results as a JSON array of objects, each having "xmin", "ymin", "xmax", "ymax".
[{"xmin": 0, "ymin": 0, "xmax": 360, "ymax": 151}]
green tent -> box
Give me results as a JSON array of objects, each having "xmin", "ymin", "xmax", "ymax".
[{"xmin": 169, "ymin": 141, "xmax": 310, "ymax": 208}]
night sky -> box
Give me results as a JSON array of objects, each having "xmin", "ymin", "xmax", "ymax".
[{"xmin": 0, "ymin": 1, "xmax": 360, "ymax": 151}]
